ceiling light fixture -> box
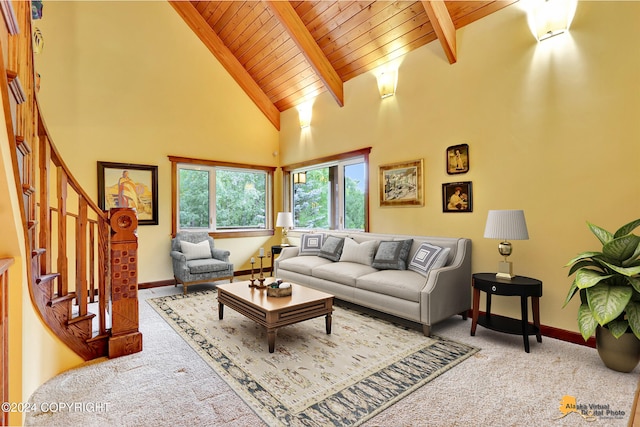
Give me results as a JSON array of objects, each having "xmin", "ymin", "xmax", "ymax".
[{"xmin": 527, "ymin": 0, "xmax": 577, "ymax": 41}]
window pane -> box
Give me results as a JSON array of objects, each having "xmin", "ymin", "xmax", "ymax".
[
  {"xmin": 216, "ymin": 169, "xmax": 266, "ymax": 229},
  {"xmin": 344, "ymin": 163, "xmax": 365, "ymax": 230},
  {"xmin": 293, "ymin": 167, "xmax": 330, "ymax": 229},
  {"xmin": 179, "ymin": 169, "xmax": 210, "ymax": 228}
]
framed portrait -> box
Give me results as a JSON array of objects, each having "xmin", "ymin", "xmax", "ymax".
[
  {"xmin": 379, "ymin": 159, "xmax": 424, "ymax": 207},
  {"xmin": 446, "ymin": 144, "xmax": 469, "ymax": 175},
  {"xmin": 97, "ymin": 162, "xmax": 158, "ymax": 225},
  {"xmin": 442, "ymin": 181, "xmax": 473, "ymax": 212}
]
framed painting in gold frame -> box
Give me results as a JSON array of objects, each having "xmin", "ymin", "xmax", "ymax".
[{"xmin": 379, "ymin": 159, "xmax": 423, "ymax": 207}]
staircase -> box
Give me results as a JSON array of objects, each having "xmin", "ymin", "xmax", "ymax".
[{"xmin": 0, "ymin": 1, "xmax": 142, "ymax": 361}]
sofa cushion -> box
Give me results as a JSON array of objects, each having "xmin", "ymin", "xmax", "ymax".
[
  {"xmin": 187, "ymin": 258, "xmax": 229, "ymax": 274},
  {"xmin": 371, "ymin": 239, "xmax": 413, "ymax": 270},
  {"xmin": 356, "ymin": 270, "xmax": 426, "ymax": 302},
  {"xmin": 318, "ymin": 236, "xmax": 345, "ymax": 262},
  {"xmin": 277, "ymin": 256, "xmax": 332, "ymax": 276},
  {"xmin": 339, "ymin": 238, "xmax": 378, "ymax": 265},
  {"xmin": 408, "ymin": 243, "xmax": 451, "ymax": 277},
  {"xmin": 180, "ymin": 240, "xmax": 212, "ymax": 260},
  {"xmin": 312, "ymin": 262, "xmax": 378, "ymax": 287},
  {"xmin": 299, "ymin": 233, "xmax": 325, "ymax": 256}
]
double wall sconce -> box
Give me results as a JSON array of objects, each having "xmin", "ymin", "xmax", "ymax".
[
  {"xmin": 297, "ymin": 101, "xmax": 313, "ymax": 129},
  {"xmin": 376, "ymin": 69, "xmax": 397, "ymax": 99},
  {"xmin": 527, "ymin": 0, "xmax": 577, "ymax": 41}
]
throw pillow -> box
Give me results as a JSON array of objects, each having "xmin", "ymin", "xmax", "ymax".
[
  {"xmin": 339, "ymin": 238, "xmax": 378, "ymax": 265},
  {"xmin": 372, "ymin": 239, "xmax": 413, "ymax": 270},
  {"xmin": 299, "ymin": 233, "xmax": 325, "ymax": 256},
  {"xmin": 318, "ymin": 236, "xmax": 345, "ymax": 262},
  {"xmin": 180, "ymin": 240, "xmax": 212, "ymax": 261},
  {"xmin": 408, "ymin": 243, "xmax": 451, "ymax": 277}
]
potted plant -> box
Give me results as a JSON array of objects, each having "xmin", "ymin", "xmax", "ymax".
[{"xmin": 564, "ymin": 218, "xmax": 640, "ymax": 372}]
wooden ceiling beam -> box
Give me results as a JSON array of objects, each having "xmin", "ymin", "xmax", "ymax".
[
  {"xmin": 421, "ymin": 0, "xmax": 457, "ymax": 64},
  {"xmin": 169, "ymin": 1, "xmax": 280, "ymax": 130},
  {"xmin": 265, "ymin": 0, "xmax": 344, "ymax": 107}
]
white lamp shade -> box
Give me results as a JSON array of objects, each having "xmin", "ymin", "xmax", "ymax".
[
  {"xmin": 276, "ymin": 212, "xmax": 294, "ymax": 228},
  {"xmin": 484, "ymin": 210, "xmax": 529, "ymax": 240}
]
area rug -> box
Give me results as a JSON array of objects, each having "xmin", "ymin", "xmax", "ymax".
[{"xmin": 148, "ymin": 289, "xmax": 478, "ymax": 426}]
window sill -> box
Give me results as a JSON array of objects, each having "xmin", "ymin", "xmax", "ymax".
[{"xmin": 210, "ymin": 229, "xmax": 274, "ymax": 239}]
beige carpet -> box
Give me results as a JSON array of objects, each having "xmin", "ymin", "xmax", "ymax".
[
  {"xmin": 24, "ymin": 282, "xmax": 640, "ymax": 426},
  {"xmin": 147, "ymin": 289, "xmax": 477, "ymax": 426}
]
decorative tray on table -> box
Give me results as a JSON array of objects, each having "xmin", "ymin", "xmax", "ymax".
[{"xmin": 266, "ymin": 280, "xmax": 292, "ymax": 297}]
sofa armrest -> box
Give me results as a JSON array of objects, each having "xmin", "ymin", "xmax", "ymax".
[
  {"xmin": 170, "ymin": 250, "xmax": 186, "ymax": 262},
  {"xmin": 211, "ymin": 248, "xmax": 231, "ymax": 262},
  {"xmin": 420, "ymin": 238, "xmax": 472, "ymax": 326},
  {"xmin": 276, "ymin": 246, "xmax": 300, "ymax": 261},
  {"xmin": 273, "ymin": 246, "xmax": 300, "ymax": 276}
]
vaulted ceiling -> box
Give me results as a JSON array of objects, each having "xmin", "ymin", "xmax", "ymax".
[{"xmin": 170, "ymin": 1, "xmax": 517, "ymax": 129}]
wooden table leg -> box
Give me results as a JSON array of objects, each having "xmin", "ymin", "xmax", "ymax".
[
  {"xmin": 532, "ymin": 296, "xmax": 542, "ymax": 343},
  {"xmin": 521, "ymin": 296, "xmax": 530, "ymax": 353},
  {"xmin": 267, "ymin": 328, "xmax": 276, "ymax": 353},
  {"xmin": 471, "ymin": 287, "xmax": 480, "ymax": 336},
  {"xmin": 326, "ymin": 313, "xmax": 332, "ymax": 334},
  {"xmin": 218, "ymin": 302, "xmax": 224, "ymax": 319}
]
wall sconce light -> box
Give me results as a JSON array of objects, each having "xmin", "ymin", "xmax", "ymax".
[
  {"xmin": 483, "ymin": 210, "xmax": 530, "ymax": 279},
  {"xmin": 297, "ymin": 102, "xmax": 312, "ymax": 128},
  {"xmin": 376, "ymin": 69, "xmax": 397, "ymax": 99},
  {"xmin": 293, "ymin": 172, "xmax": 307, "ymax": 184},
  {"xmin": 527, "ymin": 0, "xmax": 577, "ymax": 41}
]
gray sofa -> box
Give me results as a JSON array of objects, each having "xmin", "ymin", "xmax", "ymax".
[{"xmin": 274, "ymin": 232, "xmax": 472, "ymax": 336}]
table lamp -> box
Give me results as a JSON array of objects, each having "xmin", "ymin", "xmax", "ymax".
[
  {"xmin": 276, "ymin": 212, "xmax": 294, "ymax": 245},
  {"xmin": 483, "ymin": 210, "xmax": 529, "ymax": 279}
]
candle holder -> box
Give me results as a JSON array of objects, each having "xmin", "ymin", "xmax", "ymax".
[
  {"xmin": 249, "ymin": 258, "xmax": 256, "ymax": 288},
  {"xmin": 257, "ymin": 255, "xmax": 267, "ymax": 289}
]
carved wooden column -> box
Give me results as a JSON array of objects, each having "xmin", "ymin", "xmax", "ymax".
[{"xmin": 108, "ymin": 208, "xmax": 142, "ymax": 358}]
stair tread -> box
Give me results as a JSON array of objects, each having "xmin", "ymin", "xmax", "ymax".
[
  {"xmin": 36, "ymin": 273, "xmax": 59, "ymax": 284},
  {"xmin": 68, "ymin": 313, "xmax": 96, "ymax": 325},
  {"xmin": 47, "ymin": 292, "xmax": 76, "ymax": 307}
]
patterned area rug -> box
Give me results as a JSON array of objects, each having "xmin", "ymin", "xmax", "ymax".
[{"xmin": 148, "ymin": 289, "xmax": 478, "ymax": 426}]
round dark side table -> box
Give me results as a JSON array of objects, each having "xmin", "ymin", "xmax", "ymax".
[{"xmin": 470, "ymin": 272, "xmax": 543, "ymax": 353}]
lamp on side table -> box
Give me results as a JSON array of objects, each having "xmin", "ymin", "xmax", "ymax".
[{"xmin": 483, "ymin": 210, "xmax": 529, "ymax": 280}]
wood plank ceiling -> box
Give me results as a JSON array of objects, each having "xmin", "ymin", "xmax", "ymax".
[{"xmin": 170, "ymin": 1, "xmax": 517, "ymax": 129}]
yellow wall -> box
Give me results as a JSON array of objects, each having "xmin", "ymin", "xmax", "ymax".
[
  {"xmin": 280, "ymin": 2, "xmax": 640, "ymax": 334},
  {"xmin": 34, "ymin": 0, "xmax": 281, "ymax": 286}
]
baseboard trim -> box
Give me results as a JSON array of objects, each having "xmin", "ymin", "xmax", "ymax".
[
  {"xmin": 540, "ymin": 324, "xmax": 596, "ymax": 348},
  {"xmin": 138, "ymin": 269, "xmax": 266, "ymax": 290}
]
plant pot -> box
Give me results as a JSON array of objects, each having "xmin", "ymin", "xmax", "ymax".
[{"xmin": 596, "ymin": 325, "xmax": 640, "ymax": 373}]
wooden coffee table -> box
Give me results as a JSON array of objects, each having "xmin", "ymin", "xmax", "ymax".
[{"xmin": 216, "ymin": 280, "xmax": 334, "ymax": 353}]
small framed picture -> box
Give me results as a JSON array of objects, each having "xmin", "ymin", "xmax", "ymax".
[
  {"xmin": 379, "ymin": 159, "xmax": 424, "ymax": 207},
  {"xmin": 442, "ymin": 181, "xmax": 473, "ymax": 212},
  {"xmin": 446, "ymin": 144, "xmax": 469, "ymax": 175},
  {"xmin": 98, "ymin": 162, "xmax": 158, "ymax": 225}
]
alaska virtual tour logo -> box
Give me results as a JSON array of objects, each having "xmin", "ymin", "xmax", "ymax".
[{"xmin": 557, "ymin": 395, "xmax": 627, "ymax": 422}]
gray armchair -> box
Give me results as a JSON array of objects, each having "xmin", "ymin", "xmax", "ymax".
[{"xmin": 170, "ymin": 231, "xmax": 234, "ymax": 295}]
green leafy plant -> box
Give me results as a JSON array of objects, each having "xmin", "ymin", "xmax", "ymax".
[{"xmin": 563, "ymin": 218, "xmax": 640, "ymax": 341}]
